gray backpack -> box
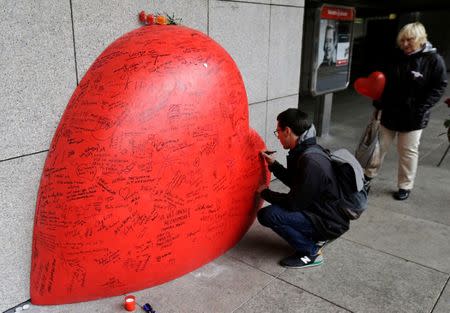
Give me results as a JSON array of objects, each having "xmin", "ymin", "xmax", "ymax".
[{"xmin": 303, "ymin": 146, "xmax": 368, "ymax": 220}]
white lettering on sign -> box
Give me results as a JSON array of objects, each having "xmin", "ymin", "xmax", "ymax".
[{"xmin": 327, "ymin": 9, "xmax": 349, "ymax": 17}]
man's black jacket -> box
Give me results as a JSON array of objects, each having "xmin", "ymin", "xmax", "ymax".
[{"xmin": 261, "ymin": 138, "xmax": 350, "ymax": 240}]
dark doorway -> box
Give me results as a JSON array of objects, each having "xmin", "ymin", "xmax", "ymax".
[{"xmin": 351, "ymin": 17, "xmax": 398, "ymax": 83}]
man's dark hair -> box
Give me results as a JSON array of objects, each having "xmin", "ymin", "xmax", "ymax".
[{"xmin": 277, "ymin": 108, "xmax": 311, "ymax": 136}]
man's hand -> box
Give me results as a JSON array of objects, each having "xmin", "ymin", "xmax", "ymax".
[
  {"xmin": 257, "ymin": 185, "xmax": 268, "ymax": 194},
  {"xmin": 260, "ymin": 150, "xmax": 276, "ymax": 165}
]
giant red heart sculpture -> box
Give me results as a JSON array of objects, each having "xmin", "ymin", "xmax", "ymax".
[
  {"xmin": 354, "ymin": 71, "xmax": 386, "ymax": 100},
  {"xmin": 31, "ymin": 25, "xmax": 270, "ymax": 305}
]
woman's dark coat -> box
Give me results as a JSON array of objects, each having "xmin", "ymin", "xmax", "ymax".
[{"xmin": 375, "ymin": 42, "xmax": 447, "ymax": 131}]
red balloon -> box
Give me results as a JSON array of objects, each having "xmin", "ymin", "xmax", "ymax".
[
  {"xmin": 354, "ymin": 71, "xmax": 386, "ymax": 100},
  {"xmin": 445, "ymin": 98, "xmax": 450, "ymax": 107},
  {"xmin": 31, "ymin": 26, "xmax": 270, "ymax": 304}
]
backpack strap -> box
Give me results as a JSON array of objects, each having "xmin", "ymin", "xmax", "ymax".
[{"xmin": 298, "ymin": 145, "xmax": 331, "ymax": 162}]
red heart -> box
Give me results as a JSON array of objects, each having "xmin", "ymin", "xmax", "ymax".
[
  {"xmin": 445, "ymin": 98, "xmax": 450, "ymax": 107},
  {"xmin": 31, "ymin": 26, "xmax": 270, "ymax": 305},
  {"xmin": 354, "ymin": 71, "xmax": 386, "ymax": 100}
]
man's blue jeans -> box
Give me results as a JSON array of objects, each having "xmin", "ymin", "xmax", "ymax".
[{"xmin": 257, "ymin": 204, "xmax": 319, "ymax": 256}]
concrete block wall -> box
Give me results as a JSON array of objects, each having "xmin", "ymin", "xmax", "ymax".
[{"xmin": 0, "ymin": 0, "xmax": 304, "ymax": 310}]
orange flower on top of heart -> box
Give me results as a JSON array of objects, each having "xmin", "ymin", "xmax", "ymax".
[{"xmin": 138, "ymin": 11, "xmax": 181, "ymax": 25}]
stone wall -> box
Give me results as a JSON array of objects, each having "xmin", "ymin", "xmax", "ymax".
[{"xmin": 0, "ymin": 0, "xmax": 304, "ymax": 310}]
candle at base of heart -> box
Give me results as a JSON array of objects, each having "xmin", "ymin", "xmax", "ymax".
[{"xmin": 124, "ymin": 295, "xmax": 136, "ymax": 311}]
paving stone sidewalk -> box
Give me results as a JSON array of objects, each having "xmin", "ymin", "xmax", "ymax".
[{"xmin": 4, "ymin": 86, "xmax": 450, "ymax": 313}]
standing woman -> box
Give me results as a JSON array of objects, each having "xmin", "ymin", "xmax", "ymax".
[{"xmin": 365, "ymin": 22, "xmax": 447, "ymax": 200}]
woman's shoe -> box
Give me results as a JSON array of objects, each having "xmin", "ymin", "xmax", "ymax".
[{"xmin": 393, "ymin": 189, "xmax": 410, "ymax": 200}]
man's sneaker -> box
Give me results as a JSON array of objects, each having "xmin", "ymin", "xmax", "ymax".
[
  {"xmin": 393, "ymin": 189, "xmax": 410, "ymax": 200},
  {"xmin": 316, "ymin": 240, "xmax": 329, "ymax": 248},
  {"xmin": 279, "ymin": 252, "xmax": 323, "ymax": 269},
  {"xmin": 315, "ymin": 239, "xmax": 333, "ymax": 254}
]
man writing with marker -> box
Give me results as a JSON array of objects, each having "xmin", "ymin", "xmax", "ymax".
[{"xmin": 257, "ymin": 108, "xmax": 350, "ymax": 268}]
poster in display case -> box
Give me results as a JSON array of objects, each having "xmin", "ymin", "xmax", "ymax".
[{"xmin": 301, "ymin": 5, "xmax": 355, "ymax": 96}]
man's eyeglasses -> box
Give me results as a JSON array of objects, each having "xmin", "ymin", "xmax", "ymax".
[{"xmin": 273, "ymin": 129, "xmax": 279, "ymax": 137}]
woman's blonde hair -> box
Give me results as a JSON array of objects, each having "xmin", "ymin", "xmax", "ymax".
[{"xmin": 397, "ymin": 22, "xmax": 428, "ymax": 48}]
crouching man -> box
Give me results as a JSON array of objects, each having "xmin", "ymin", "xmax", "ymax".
[{"xmin": 258, "ymin": 108, "xmax": 349, "ymax": 268}]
